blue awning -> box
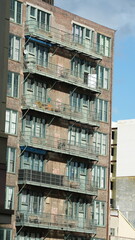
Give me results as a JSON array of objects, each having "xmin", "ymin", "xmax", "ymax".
[
  {"xmin": 20, "ymin": 146, "xmax": 46, "ymax": 155},
  {"xmin": 25, "ymin": 35, "xmax": 52, "ymax": 47}
]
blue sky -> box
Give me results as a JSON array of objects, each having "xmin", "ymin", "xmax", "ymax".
[{"xmin": 55, "ymin": 0, "xmax": 135, "ymax": 122}]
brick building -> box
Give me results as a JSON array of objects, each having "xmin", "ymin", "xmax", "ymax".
[{"xmin": 0, "ymin": 0, "xmax": 115, "ymax": 239}]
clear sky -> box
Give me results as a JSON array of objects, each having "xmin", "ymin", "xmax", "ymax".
[{"xmin": 55, "ymin": 0, "xmax": 135, "ymax": 122}]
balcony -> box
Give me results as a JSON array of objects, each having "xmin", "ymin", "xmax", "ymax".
[
  {"xmin": 22, "ymin": 95, "xmax": 100, "ymax": 127},
  {"xmin": 20, "ymin": 133, "xmax": 99, "ymax": 161},
  {"xmin": 24, "ymin": 58, "xmax": 100, "ymax": 94},
  {"xmin": 16, "ymin": 211, "xmax": 97, "ymax": 234},
  {"xmin": 18, "ymin": 169, "xmax": 98, "ymax": 196},
  {"xmin": 25, "ymin": 20, "xmax": 102, "ymax": 60}
]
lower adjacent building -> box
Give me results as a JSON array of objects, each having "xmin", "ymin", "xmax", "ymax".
[
  {"xmin": 0, "ymin": 0, "xmax": 115, "ymax": 239},
  {"xmin": 110, "ymin": 120, "xmax": 135, "ymax": 228}
]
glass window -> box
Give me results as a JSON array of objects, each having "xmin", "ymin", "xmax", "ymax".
[
  {"xmin": 92, "ymin": 165, "xmax": 106, "ymax": 189},
  {"xmin": 6, "ymin": 147, "xmax": 16, "ymax": 173},
  {"xmin": 0, "ymin": 229, "xmax": 12, "ymax": 240},
  {"xmin": 5, "ymin": 109, "xmax": 17, "ymax": 135},
  {"xmin": 97, "ymin": 65, "xmax": 110, "ymax": 89},
  {"xmin": 21, "ymin": 151, "xmax": 44, "ymax": 171},
  {"xmin": 68, "ymin": 126, "xmax": 89, "ymax": 147},
  {"xmin": 10, "ymin": 0, "xmax": 22, "ymax": 24},
  {"xmin": 95, "ymin": 98, "xmax": 108, "ymax": 122},
  {"xmin": 7, "ymin": 71, "xmax": 19, "ymax": 97},
  {"xmin": 93, "ymin": 132, "xmax": 107, "ymax": 155},
  {"xmin": 93, "ymin": 201, "xmax": 105, "ymax": 226},
  {"xmin": 97, "ymin": 33, "xmax": 111, "ymax": 57},
  {"xmin": 9, "ymin": 34, "xmax": 20, "ymax": 61},
  {"xmin": 5, "ymin": 187, "xmax": 14, "ymax": 210}
]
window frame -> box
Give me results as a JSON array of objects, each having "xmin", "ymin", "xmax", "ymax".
[
  {"xmin": 9, "ymin": 34, "xmax": 21, "ymax": 61},
  {"xmin": 5, "ymin": 109, "xmax": 18, "ymax": 135},
  {"xmin": 5, "ymin": 186, "xmax": 14, "ymax": 210},
  {"xmin": 6, "ymin": 147, "xmax": 16, "ymax": 173},
  {"xmin": 0, "ymin": 228, "xmax": 12, "ymax": 240},
  {"xmin": 97, "ymin": 65, "xmax": 110, "ymax": 90},
  {"xmin": 92, "ymin": 165, "xmax": 106, "ymax": 189},
  {"xmin": 93, "ymin": 201, "xmax": 106, "ymax": 226},
  {"xmin": 95, "ymin": 98, "xmax": 108, "ymax": 122},
  {"xmin": 10, "ymin": 0, "xmax": 22, "ymax": 24},
  {"xmin": 97, "ymin": 33, "xmax": 111, "ymax": 57},
  {"xmin": 93, "ymin": 132, "xmax": 108, "ymax": 156},
  {"xmin": 7, "ymin": 71, "xmax": 19, "ymax": 98}
]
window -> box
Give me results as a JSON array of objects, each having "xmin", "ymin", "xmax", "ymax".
[
  {"xmin": 68, "ymin": 126, "xmax": 90, "ymax": 147},
  {"xmin": 110, "ymin": 228, "xmax": 115, "ymax": 236},
  {"xmin": 26, "ymin": 41, "xmax": 48, "ymax": 67},
  {"xmin": 67, "ymin": 161, "xmax": 87, "ymax": 180},
  {"xmin": 5, "ymin": 109, "xmax": 17, "ymax": 135},
  {"xmin": 23, "ymin": 114, "xmax": 45, "ymax": 138},
  {"xmin": 93, "ymin": 132, "xmax": 107, "ymax": 155},
  {"xmin": 0, "ymin": 229, "xmax": 12, "ymax": 240},
  {"xmin": 70, "ymin": 92, "xmax": 90, "ymax": 113},
  {"xmin": 7, "ymin": 71, "xmax": 19, "ymax": 97},
  {"xmin": 111, "ymin": 164, "xmax": 114, "ymax": 173},
  {"xmin": 92, "ymin": 165, "xmax": 106, "ymax": 189},
  {"xmin": 21, "ymin": 151, "xmax": 44, "ymax": 171},
  {"xmin": 5, "ymin": 186, "xmax": 14, "ymax": 210},
  {"xmin": 10, "ymin": 0, "xmax": 22, "ymax": 24},
  {"xmin": 97, "ymin": 65, "xmax": 110, "ymax": 89},
  {"xmin": 112, "ymin": 131, "xmax": 115, "ymax": 140},
  {"xmin": 66, "ymin": 199, "xmax": 86, "ymax": 219},
  {"xmin": 93, "ymin": 201, "xmax": 105, "ymax": 226},
  {"xmin": 27, "ymin": 5, "xmax": 50, "ymax": 31},
  {"xmin": 111, "ymin": 147, "xmax": 114, "ymax": 156},
  {"xmin": 18, "ymin": 232, "xmax": 41, "ymax": 240},
  {"xmin": 111, "ymin": 181, "xmax": 113, "ymax": 190},
  {"xmin": 9, "ymin": 34, "xmax": 21, "ymax": 61},
  {"xmin": 95, "ymin": 98, "xmax": 108, "ymax": 122},
  {"xmin": 20, "ymin": 190, "xmax": 43, "ymax": 214},
  {"xmin": 72, "ymin": 24, "xmax": 94, "ymax": 49},
  {"xmin": 6, "ymin": 147, "xmax": 16, "ymax": 173},
  {"xmin": 97, "ymin": 33, "xmax": 111, "ymax": 57}
]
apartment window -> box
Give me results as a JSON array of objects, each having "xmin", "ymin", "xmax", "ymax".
[
  {"xmin": 95, "ymin": 98, "xmax": 108, "ymax": 122},
  {"xmin": 111, "ymin": 164, "xmax": 114, "ymax": 173},
  {"xmin": 18, "ymin": 232, "xmax": 41, "ymax": 240},
  {"xmin": 26, "ymin": 41, "xmax": 48, "ymax": 67},
  {"xmin": 27, "ymin": 5, "xmax": 50, "ymax": 31},
  {"xmin": 21, "ymin": 151, "xmax": 44, "ymax": 171},
  {"xmin": 20, "ymin": 190, "xmax": 42, "ymax": 213},
  {"xmin": 92, "ymin": 165, "xmax": 106, "ymax": 189},
  {"xmin": 5, "ymin": 109, "xmax": 17, "ymax": 135},
  {"xmin": 67, "ymin": 161, "xmax": 87, "ymax": 180},
  {"xmin": 112, "ymin": 131, "xmax": 115, "ymax": 140},
  {"xmin": 6, "ymin": 147, "xmax": 16, "ymax": 173},
  {"xmin": 7, "ymin": 71, "xmax": 19, "ymax": 98},
  {"xmin": 97, "ymin": 65, "xmax": 110, "ymax": 89},
  {"xmin": 72, "ymin": 24, "xmax": 94, "ymax": 48},
  {"xmin": 70, "ymin": 92, "xmax": 90, "ymax": 113},
  {"xmin": 66, "ymin": 199, "xmax": 86, "ymax": 219},
  {"xmin": 110, "ymin": 228, "xmax": 115, "ymax": 236},
  {"xmin": 68, "ymin": 126, "xmax": 90, "ymax": 147},
  {"xmin": 111, "ymin": 147, "xmax": 114, "ymax": 156},
  {"xmin": 93, "ymin": 132, "xmax": 107, "ymax": 155},
  {"xmin": 0, "ymin": 229, "xmax": 12, "ymax": 240},
  {"xmin": 23, "ymin": 114, "xmax": 45, "ymax": 138},
  {"xmin": 97, "ymin": 33, "xmax": 111, "ymax": 57},
  {"xmin": 93, "ymin": 201, "xmax": 105, "ymax": 226},
  {"xmin": 111, "ymin": 181, "xmax": 113, "ymax": 190},
  {"xmin": 10, "ymin": 0, "xmax": 22, "ymax": 24},
  {"xmin": 5, "ymin": 186, "xmax": 14, "ymax": 210},
  {"xmin": 9, "ymin": 34, "xmax": 20, "ymax": 61}
]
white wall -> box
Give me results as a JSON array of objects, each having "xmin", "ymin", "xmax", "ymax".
[{"xmin": 116, "ymin": 119, "xmax": 135, "ymax": 177}]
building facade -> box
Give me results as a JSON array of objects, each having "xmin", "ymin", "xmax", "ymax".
[
  {"xmin": 0, "ymin": 0, "xmax": 115, "ymax": 239},
  {"xmin": 110, "ymin": 120, "xmax": 135, "ymax": 227}
]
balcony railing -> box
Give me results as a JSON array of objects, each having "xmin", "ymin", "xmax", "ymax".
[
  {"xmin": 20, "ymin": 133, "xmax": 99, "ymax": 161},
  {"xmin": 18, "ymin": 169, "xmax": 98, "ymax": 196},
  {"xmin": 22, "ymin": 95, "xmax": 100, "ymax": 127},
  {"xmin": 16, "ymin": 211, "xmax": 97, "ymax": 234},
  {"xmin": 25, "ymin": 20, "xmax": 102, "ymax": 60},
  {"xmin": 24, "ymin": 57, "xmax": 100, "ymax": 93}
]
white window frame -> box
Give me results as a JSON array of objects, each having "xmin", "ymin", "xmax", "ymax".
[
  {"xmin": 93, "ymin": 201, "xmax": 106, "ymax": 226},
  {"xmin": 6, "ymin": 147, "xmax": 16, "ymax": 173},
  {"xmin": 5, "ymin": 186, "xmax": 14, "ymax": 210},
  {"xmin": 5, "ymin": 109, "xmax": 17, "ymax": 135},
  {"xmin": 68, "ymin": 126, "xmax": 89, "ymax": 147},
  {"xmin": 7, "ymin": 71, "xmax": 19, "ymax": 98},
  {"xmin": 10, "ymin": 0, "xmax": 22, "ymax": 24},
  {"xmin": 97, "ymin": 33, "xmax": 111, "ymax": 57},
  {"xmin": 9, "ymin": 34, "xmax": 21, "ymax": 61}
]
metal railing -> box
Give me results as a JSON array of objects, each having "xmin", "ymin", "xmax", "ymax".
[
  {"xmin": 24, "ymin": 58, "xmax": 100, "ymax": 93},
  {"xmin": 20, "ymin": 133, "xmax": 99, "ymax": 161},
  {"xmin": 16, "ymin": 211, "xmax": 97, "ymax": 234},
  {"xmin": 18, "ymin": 169, "xmax": 98, "ymax": 196},
  {"xmin": 22, "ymin": 95, "xmax": 100, "ymax": 126},
  {"xmin": 25, "ymin": 20, "xmax": 102, "ymax": 60}
]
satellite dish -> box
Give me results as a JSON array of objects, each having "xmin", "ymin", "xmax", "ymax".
[{"xmin": 24, "ymin": 49, "xmax": 28, "ymax": 55}]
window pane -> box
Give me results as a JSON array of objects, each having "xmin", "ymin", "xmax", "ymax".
[{"xmin": 17, "ymin": 1, "xmax": 22, "ymax": 24}]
